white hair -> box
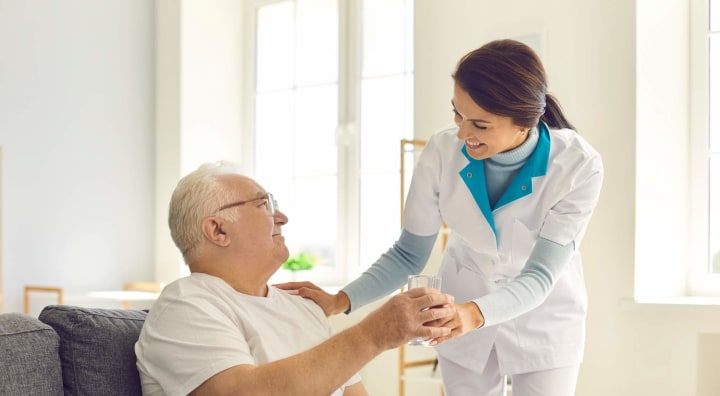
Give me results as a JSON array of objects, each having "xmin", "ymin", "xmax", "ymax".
[{"xmin": 168, "ymin": 161, "xmax": 245, "ymax": 263}]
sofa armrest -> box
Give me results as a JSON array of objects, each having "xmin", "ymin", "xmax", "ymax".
[
  {"xmin": 0, "ymin": 312, "xmax": 64, "ymax": 395},
  {"xmin": 39, "ymin": 305, "xmax": 147, "ymax": 396}
]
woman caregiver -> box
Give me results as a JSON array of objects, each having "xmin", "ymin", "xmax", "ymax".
[{"xmin": 281, "ymin": 39, "xmax": 603, "ymax": 395}]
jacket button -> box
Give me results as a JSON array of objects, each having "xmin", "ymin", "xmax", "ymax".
[
  {"xmin": 521, "ymin": 185, "xmax": 527, "ymax": 191},
  {"xmin": 467, "ymin": 172, "xmax": 472, "ymax": 178}
]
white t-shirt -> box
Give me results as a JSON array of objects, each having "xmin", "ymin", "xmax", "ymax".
[{"xmin": 135, "ymin": 273, "xmax": 361, "ymax": 396}]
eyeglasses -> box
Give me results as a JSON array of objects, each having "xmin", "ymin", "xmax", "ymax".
[{"xmin": 216, "ymin": 192, "xmax": 278, "ymax": 216}]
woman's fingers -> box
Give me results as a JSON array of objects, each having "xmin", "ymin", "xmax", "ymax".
[{"xmin": 273, "ymin": 281, "xmax": 321, "ymax": 291}]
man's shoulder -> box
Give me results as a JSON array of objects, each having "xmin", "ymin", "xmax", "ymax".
[
  {"xmin": 158, "ymin": 273, "xmax": 231, "ymax": 299},
  {"xmin": 145, "ymin": 275, "xmax": 234, "ymax": 323},
  {"xmin": 270, "ymin": 287, "xmax": 330, "ymax": 325}
]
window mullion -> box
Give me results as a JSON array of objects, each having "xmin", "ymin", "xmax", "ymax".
[{"xmin": 337, "ymin": 0, "xmax": 362, "ymax": 281}]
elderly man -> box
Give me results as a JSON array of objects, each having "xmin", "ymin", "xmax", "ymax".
[{"xmin": 135, "ymin": 162, "xmax": 455, "ymax": 396}]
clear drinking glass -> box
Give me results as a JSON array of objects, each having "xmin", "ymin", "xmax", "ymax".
[{"xmin": 406, "ymin": 274, "xmax": 443, "ymax": 346}]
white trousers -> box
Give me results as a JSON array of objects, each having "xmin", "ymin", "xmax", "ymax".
[{"xmin": 438, "ymin": 348, "xmax": 580, "ymax": 396}]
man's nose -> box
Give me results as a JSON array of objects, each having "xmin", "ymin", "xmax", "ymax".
[{"xmin": 274, "ymin": 209, "xmax": 288, "ymax": 226}]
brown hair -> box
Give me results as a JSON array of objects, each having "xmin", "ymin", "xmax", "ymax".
[{"xmin": 452, "ymin": 39, "xmax": 575, "ymax": 131}]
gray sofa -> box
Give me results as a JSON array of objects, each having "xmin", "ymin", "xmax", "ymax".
[{"xmin": 0, "ymin": 305, "xmax": 148, "ymax": 395}]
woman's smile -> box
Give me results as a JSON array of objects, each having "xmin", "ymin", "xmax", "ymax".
[{"xmin": 465, "ymin": 140, "xmax": 484, "ymax": 150}]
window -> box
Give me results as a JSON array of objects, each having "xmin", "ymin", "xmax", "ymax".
[
  {"xmin": 244, "ymin": 0, "xmax": 414, "ymax": 285},
  {"xmin": 708, "ymin": 0, "xmax": 720, "ymax": 273},
  {"xmin": 686, "ymin": 0, "xmax": 720, "ymax": 295},
  {"xmin": 635, "ymin": 0, "xmax": 720, "ymax": 299}
]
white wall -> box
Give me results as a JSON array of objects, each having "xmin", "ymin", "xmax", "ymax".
[
  {"xmin": 0, "ymin": 0, "xmax": 245, "ymax": 312},
  {"xmin": 0, "ymin": 0, "xmax": 155, "ymax": 313},
  {"xmin": 154, "ymin": 0, "xmax": 246, "ymax": 284}
]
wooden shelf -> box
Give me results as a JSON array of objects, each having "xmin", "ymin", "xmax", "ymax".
[{"xmin": 400, "ymin": 365, "xmax": 443, "ymax": 384}]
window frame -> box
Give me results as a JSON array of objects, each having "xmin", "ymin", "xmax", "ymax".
[
  {"xmin": 241, "ymin": 0, "xmax": 414, "ymax": 286},
  {"xmin": 241, "ymin": 0, "xmax": 353, "ymax": 285},
  {"xmin": 634, "ymin": 0, "xmax": 720, "ymax": 301},
  {"xmin": 688, "ymin": 0, "xmax": 720, "ymax": 295}
]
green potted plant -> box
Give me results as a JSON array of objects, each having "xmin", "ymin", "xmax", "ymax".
[{"xmin": 282, "ymin": 252, "xmax": 316, "ymax": 280}]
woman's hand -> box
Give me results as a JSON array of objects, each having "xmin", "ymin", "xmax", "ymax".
[
  {"xmin": 429, "ymin": 301, "xmax": 485, "ymax": 345},
  {"xmin": 274, "ymin": 281, "xmax": 350, "ymax": 317}
]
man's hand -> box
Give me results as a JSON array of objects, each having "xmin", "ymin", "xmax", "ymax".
[
  {"xmin": 359, "ymin": 288, "xmax": 455, "ymax": 350},
  {"xmin": 274, "ymin": 281, "xmax": 350, "ymax": 316}
]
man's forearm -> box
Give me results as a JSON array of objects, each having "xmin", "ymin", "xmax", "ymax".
[
  {"xmin": 191, "ymin": 288, "xmax": 455, "ymax": 396},
  {"xmin": 192, "ymin": 324, "xmax": 380, "ymax": 396}
]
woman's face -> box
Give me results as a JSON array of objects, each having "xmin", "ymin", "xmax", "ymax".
[{"xmin": 452, "ymin": 82, "xmax": 529, "ymax": 160}]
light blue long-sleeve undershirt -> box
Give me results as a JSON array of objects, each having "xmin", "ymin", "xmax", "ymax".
[
  {"xmin": 341, "ymin": 126, "xmax": 576, "ymax": 327},
  {"xmin": 341, "ymin": 231, "xmax": 573, "ymax": 327},
  {"xmin": 341, "ymin": 230, "xmax": 437, "ymax": 313}
]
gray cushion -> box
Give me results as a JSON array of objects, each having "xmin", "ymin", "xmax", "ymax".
[
  {"xmin": 39, "ymin": 305, "xmax": 147, "ymax": 396},
  {"xmin": 0, "ymin": 312, "xmax": 64, "ymax": 396}
]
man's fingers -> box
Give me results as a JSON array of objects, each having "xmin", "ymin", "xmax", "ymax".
[
  {"xmin": 418, "ymin": 305, "xmax": 455, "ymax": 323},
  {"xmin": 423, "ymin": 316, "xmax": 454, "ymax": 328},
  {"xmin": 404, "ymin": 286, "xmax": 436, "ymax": 296},
  {"xmin": 417, "ymin": 325, "xmax": 452, "ymax": 344},
  {"xmin": 403, "ymin": 288, "xmax": 452, "ymax": 303},
  {"xmin": 424, "ymin": 322, "xmax": 465, "ymax": 346},
  {"xmin": 429, "ymin": 334, "xmax": 452, "ymax": 345}
]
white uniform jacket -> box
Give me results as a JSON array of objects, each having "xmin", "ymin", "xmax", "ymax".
[{"xmin": 404, "ymin": 122, "xmax": 603, "ymax": 374}]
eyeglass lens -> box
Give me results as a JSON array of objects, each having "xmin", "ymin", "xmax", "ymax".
[{"xmin": 267, "ymin": 193, "xmax": 277, "ymax": 215}]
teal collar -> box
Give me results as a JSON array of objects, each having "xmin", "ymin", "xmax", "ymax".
[{"xmin": 458, "ymin": 122, "xmax": 551, "ymax": 237}]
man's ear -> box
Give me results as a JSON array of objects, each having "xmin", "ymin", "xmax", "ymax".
[{"xmin": 201, "ymin": 216, "xmax": 231, "ymax": 247}]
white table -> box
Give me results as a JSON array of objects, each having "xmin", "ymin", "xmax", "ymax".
[{"xmin": 86, "ymin": 290, "xmax": 161, "ymax": 301}]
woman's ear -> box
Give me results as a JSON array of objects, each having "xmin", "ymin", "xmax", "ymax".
[{"xmin": 201, "ymin": 217, "xmax": 231, "ymax": 247}]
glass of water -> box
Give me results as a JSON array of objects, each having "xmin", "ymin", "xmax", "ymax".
[{"xmin": 406, "ymin": 274, "xmax": 443, "ymax": 346}]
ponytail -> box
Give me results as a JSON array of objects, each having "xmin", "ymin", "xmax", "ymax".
[
  {"xmin": 541, "ymin": 93, "xmax": 576, "ymax": 131},
  {"xmin": 454, "ymin": 40, "xmax": 577, "ymax": 132}
]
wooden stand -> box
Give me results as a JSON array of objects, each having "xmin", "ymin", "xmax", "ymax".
[
  {"xmin": 23, "ymin": 286, "xmax": 64, "ymax": 315},
  {"xmin": 398, "ymin": 139, "xmax": 445, "ymax": 396}
]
